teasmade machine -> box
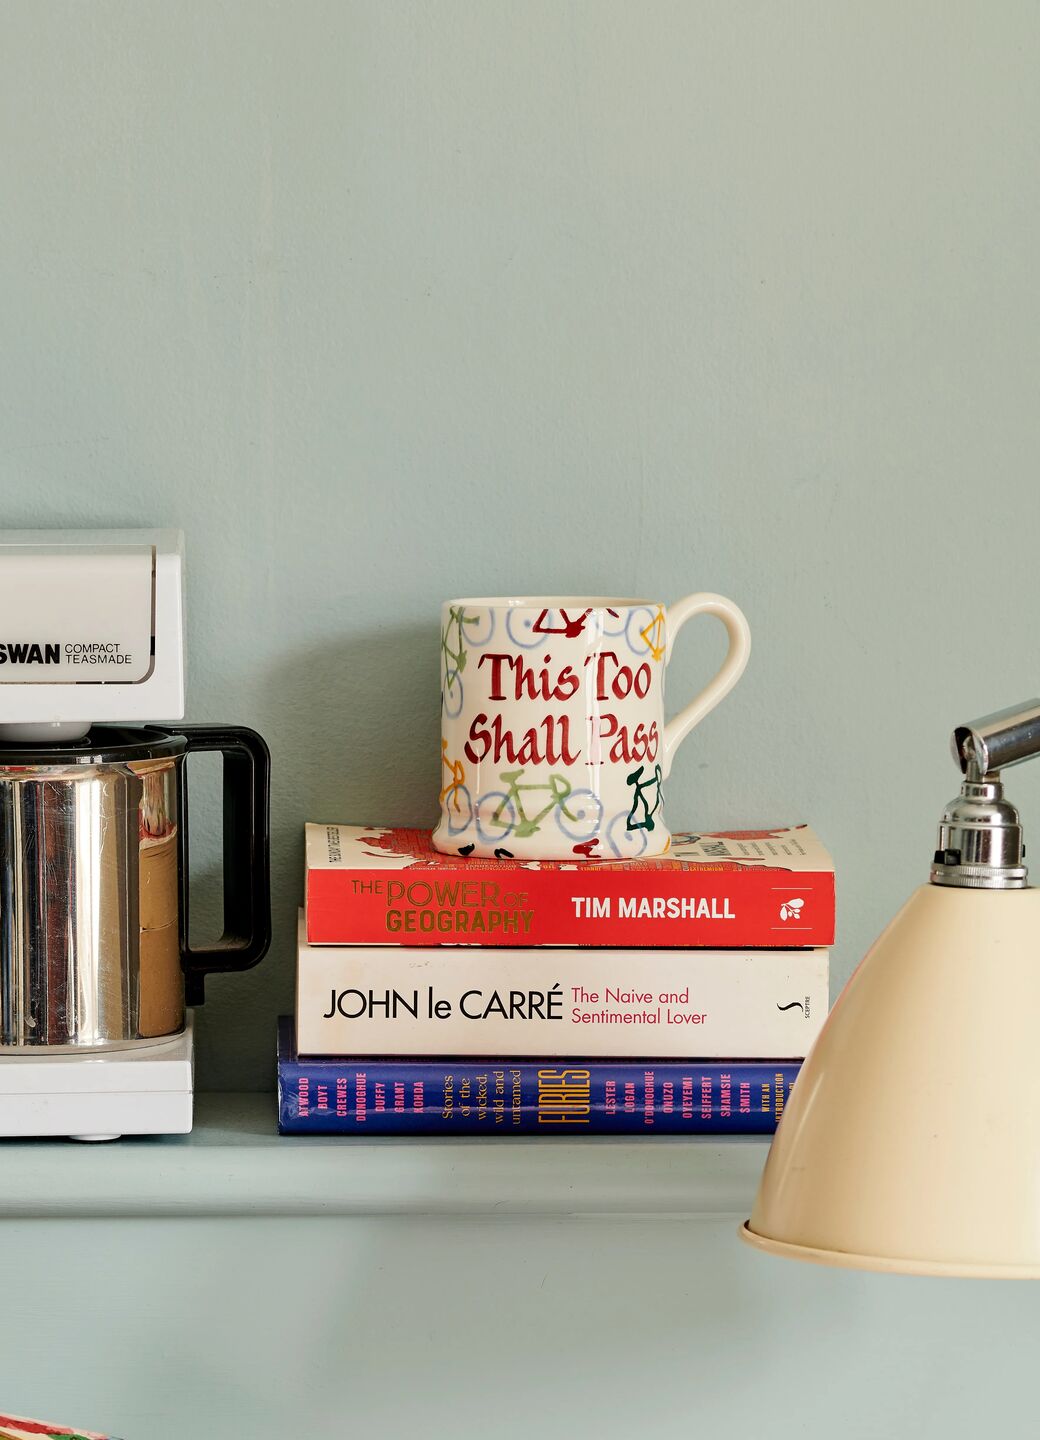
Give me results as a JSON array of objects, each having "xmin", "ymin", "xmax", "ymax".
[{"xmin": 0, "ymin": 530, "xmax": 270, "ymax": 1139}]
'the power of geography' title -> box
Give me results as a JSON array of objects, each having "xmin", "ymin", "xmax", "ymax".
[{"xmin": 346, "ymin": 874, "xmax": 736, "ymax": 937}]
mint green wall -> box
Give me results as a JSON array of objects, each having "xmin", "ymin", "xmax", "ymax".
[
  {"xmin": 3, "ymin": 1, "xmax": 1040, "ymax": 1091},
  {"xmin": 5, "ymin": 1211, "xmax": 1040, "ymax": 1440},
  {"xmin": 4, "ymin": 9, "xmax": 1040, "ymax": 1440}
]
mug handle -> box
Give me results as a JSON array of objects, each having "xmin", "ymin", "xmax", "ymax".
[{"xmin": 660, "ymin": 594, "xmax": 751, "ymax": 778}]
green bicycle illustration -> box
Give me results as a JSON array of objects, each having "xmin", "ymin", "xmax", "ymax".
[
  {"xmin": 475, "ymin": 769, "xmax": 603, "ymax": 843},
  {"xmin": 440, "ymin": 605, "xmax": 494, "ymax": 717},
  {"xmin": 626, "ymin": 763, "xmax": 663, "ymax": 832}
]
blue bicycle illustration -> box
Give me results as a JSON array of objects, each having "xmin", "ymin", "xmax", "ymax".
[
  {"xmin": 605, "ymin": 809, "xmax": 650, "ymax": 858},
  {"xmin": 601, "ymin": 604, "xmax": 660, "ymax": 659}
]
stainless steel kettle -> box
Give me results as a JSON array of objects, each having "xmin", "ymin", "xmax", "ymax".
[{"xmin": 0, "ymin": 724, "xmax": 271, "ymax": 1050}]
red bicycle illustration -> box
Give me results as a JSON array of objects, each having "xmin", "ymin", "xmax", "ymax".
[{"xmin": 505, "ymin": 607, "xmax": 618, "ymax": 649}]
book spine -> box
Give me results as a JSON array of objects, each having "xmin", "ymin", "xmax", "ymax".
[
  {"xmin": 278, "ymin": 1056, "xmax": 801, "ymax": 1135},
  {"xmin": 296, "ymin": 939, "xmax": 828, "ymax": 1058},
  {"xmin": 306, "ymin": 866, "xmax": 834, "ymax": 948}
]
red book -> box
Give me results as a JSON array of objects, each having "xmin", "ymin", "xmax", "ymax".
[{"xmin": 305, "ymin": 823, "xmax": 835, "ymax": 948}]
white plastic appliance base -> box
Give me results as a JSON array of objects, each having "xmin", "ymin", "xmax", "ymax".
[{"xmin": 0, "ymin": 1017, "xmax": 194, "ymax": 1139}]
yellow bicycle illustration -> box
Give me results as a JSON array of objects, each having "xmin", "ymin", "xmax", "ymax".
[
  {"xmin": 440, "ymin": 740, "xmax": 473, "ymax": 834},
  {"xmin": 638, "ymin": 606, "xmax": 666, "ymax": 662}
]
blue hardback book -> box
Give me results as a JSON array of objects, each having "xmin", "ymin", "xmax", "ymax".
[{"xmin": 277, "ymin": 1017, "xmax": 799, "ymax": 1135}]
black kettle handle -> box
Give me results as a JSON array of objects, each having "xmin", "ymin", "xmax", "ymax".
[{"xmin": 171, "ymin": 724, "xmax": 272, "ymax": 1006}]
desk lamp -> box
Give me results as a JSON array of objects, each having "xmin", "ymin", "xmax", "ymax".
[{"xmin": 742, "ymin": 700, "xmax": 1040, "ymax": 1277}]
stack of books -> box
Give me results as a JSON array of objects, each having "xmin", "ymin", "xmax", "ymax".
[{"xmin": 278, "ymin": 823, "xmax": 835, "ymax": 1135}]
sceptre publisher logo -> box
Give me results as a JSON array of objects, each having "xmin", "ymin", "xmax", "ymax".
[{"xmin": 776, "ymin": 997, "xmax": 810, "ymax": 1018}]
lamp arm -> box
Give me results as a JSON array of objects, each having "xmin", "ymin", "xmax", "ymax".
[
  {"xmin": 933, "ymin": 698, "xmax": 1040, "ymax": 891},
  {"xmin": 952, "ymin": 699, "xmax": 1040, "ymax": 781}
]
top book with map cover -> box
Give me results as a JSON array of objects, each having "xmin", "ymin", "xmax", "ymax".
[{"xmin": 304, "ymin": 824, "xmax": 835, "ymax": 948}]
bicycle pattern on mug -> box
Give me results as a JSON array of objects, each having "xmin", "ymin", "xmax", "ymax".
[
  {"xmin": 437, "ymin": 602, "xmax": 702, "ymax": 856},
  {"xmin": 440, "ymin": 605, "xmax": 496, "ymax": 717},
  {"xmin": 437, "ymin": 761, "xmax": 663, "ymax": 858},
  {"xmin": 601, "ymin": 602, "xmax": 666, "ymax": 661},
  {"xmin": 502, "ymin": 604, "xmax": 664, "ymax": 657},
  {"xmin": 442, "ymin": 604, "xmax": 667, "ymax": 712},
  {"xmin": 473, "ymin": 768, "xmax": 603, "ymax": 844},
  {"xmin": 638, "ymin": 607, "xmax": 666, "ymax": 662},
  {"xmin": 439, "ymin": 739, "xmax": 474, "ymax": 834},
  {"xmin": 626, "ymin": 762, "xmax": 663, "ymax": 832}
]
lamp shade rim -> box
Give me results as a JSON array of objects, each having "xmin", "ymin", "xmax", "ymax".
[{"xmin": 739, "ymin": 1222, "xmax": 1040, "ymax": 1279}]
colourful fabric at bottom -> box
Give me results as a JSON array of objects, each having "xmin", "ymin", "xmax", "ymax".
[{"xmin": 0, "ymin": 1414, "xmax": 121, "ymax": 1439}]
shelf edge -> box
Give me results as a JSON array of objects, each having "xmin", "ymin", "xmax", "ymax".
[{"xmin": 0, "ymin": 1092, "xmax": 769, "ymax": 1220}]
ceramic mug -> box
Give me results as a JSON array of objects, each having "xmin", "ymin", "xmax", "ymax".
[{"xmin": 433, "ymin": 594, "xmax": 751, "ymax": 861}]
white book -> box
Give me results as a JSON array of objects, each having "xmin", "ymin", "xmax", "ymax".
[{"xmin": 295, "ymin": 914, "xmax": 828, "ymax": 1059}]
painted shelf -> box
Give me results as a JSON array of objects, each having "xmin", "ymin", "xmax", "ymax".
[{"xmin": 0, "ymin": 1092, "xmax": 768, "ymax": 1220}]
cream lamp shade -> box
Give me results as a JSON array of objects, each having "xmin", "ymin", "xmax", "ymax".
[{"xmin": 742, "ymin": 699, "xmax": 1040, "ymax": 1278}]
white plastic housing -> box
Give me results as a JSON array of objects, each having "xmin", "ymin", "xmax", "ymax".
[
  {"xmin": 0, "ymin": 529, "xmax": 185, "ymax": 733},
  {"xmin": 0, "ymin": 1018, "xmax": 194, "ymax": 1139}
]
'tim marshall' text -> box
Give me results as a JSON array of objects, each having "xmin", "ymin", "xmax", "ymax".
[{"xmin": 348, "ymin": 876, "xmax": 738, "ymax": 935}]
